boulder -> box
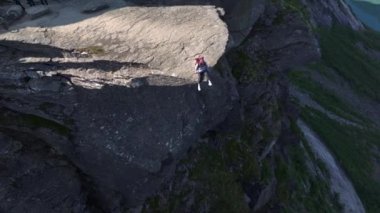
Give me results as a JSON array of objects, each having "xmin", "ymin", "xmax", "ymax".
[
  {"xmin": 222, "ymin": 0, "xmax": 266, "ymax": 47},
  {"xmin": 242, "ymin": 2, "xmax": 320, "ymax": 73},
  {"xmin": 0, "ymin": 6, "xmax": 228, "ymax": 80},
  {"xmin": 26, "ymin": 5, "xmax": 50, "ymax": 20},
  {"xmin": 6, "ymin": 5, "xmax": 24, "ymax": 20},
  {"xmin": 82, "ymin": 0, "xmax": 110, "ymax": 13},
  {"xmin": 27, "ymin": 78, "xmax": 64, "ymax": 92}
]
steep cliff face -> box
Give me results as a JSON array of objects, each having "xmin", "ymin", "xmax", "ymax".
[
  {"xmin": 0, "ymin": 1, "xmax": 234, "ymax": 211},
  {"xmin": 0, "ymin": 0, "xmax": 375, "ymax": 212},
  {"xmin": 288, "ymin": 8, "xmax": 380, "ymax": 213},
  {"xmin": 141, "ymin": 0, "xmax": 328, "ymax": 211},
  {"xmin": 142, "ymin": 0, "xmax": 373, "ymax": 212},
  {"xmin": 303, "ymin": 0, "xmax": 364, "ymax": 29}
]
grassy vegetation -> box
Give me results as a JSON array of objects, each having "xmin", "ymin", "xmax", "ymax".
[
  {"xmin": 291, "ymin": 25, "xmax": 380, "ymax": 212},
  {"xmin": 318, "ymin": 26, "xmax": 380, "ymax": 101},
  {"xmin": 188, "ymin": 141, "xmax": 253, "ymax": 213},
  {"xmin": 0, "ymin": 107, "xmax": 71, "ymax": 136},
  {"xmin": 143, "ymin": 112, "xmax": 283, "ymax": 212},
  {"xmin": 77, "ymin": 46, "xmax": 105, "ymax": 55},
  {"xmin": 271, "ymin": 120, "xmax": 343, "ymax": 212},
  {"xmin": 269, "ymin": 0, "xmax": 310, "ymax": 26},
  {"xmin": 274, "ymin": 142, "xmax": 343, "ymax": 212},
  {"xmin": 283, "ymin": 0, "xmax": 310, "ymax": 24},
  {"xmin": 227, "ymin": 50, "xmax": 260, "ymax": 83},
  {"xmin": 143, "ymin": 134, "xmax": 263, "ymax": 213},
  {"xmin": 288, "ymin": 67, "xmax": 370, "ymax": 124},
  {"xmin": 302, "ymin": 107, "xmax": 380, "ymax": 212}
]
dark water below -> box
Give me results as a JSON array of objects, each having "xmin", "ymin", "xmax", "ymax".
[{"xmin": 345, "ymin": 0, "xmax": 380, "ymax": 31}]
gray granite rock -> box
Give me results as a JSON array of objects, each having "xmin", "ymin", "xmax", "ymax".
[
  {"xmin": 82, "ymin": 1, "xmax": 109, "ymax": 13},
  {"xmin": 302, "ymin": 0, "xmax": 364, "ymax": 30},
  {"xmin": 0, "ymin": 4, "xmax": 232, "ymax": 209},
  {"xmin": 26, "ymin": 5, "xmax": 50, "ymax": 20},
  {"xmin": 0, "ymin": 133, "xmax": 89, "ymax": 213},
  {"xmin": 6, "ymin": 5, "xmax": 24, "ymax": 20}
]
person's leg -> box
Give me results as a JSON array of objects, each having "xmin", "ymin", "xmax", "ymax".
[
  {"xmin": 205, "ymin": 70, "xmax": 212, "ymax": 86},
  {"xmin": 197, "ymin": 72, "xmax": 204, "ymax": 91}
]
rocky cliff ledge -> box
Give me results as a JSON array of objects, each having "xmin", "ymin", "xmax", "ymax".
[{"xmin": 1, "ymin": 1, "xmax": 234, "ymax": 210}]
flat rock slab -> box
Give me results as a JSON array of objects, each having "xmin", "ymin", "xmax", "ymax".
[
  {"xmin": 82, "ymin": 1, "xmax": 109, "ymax": 13},
  {"xmin": 0, "ymin": 6, "xmax": 228, "ymax": 80},
  {"xmin": 26, "ymin": 5, "xmax": 50, "ymax": 20}
]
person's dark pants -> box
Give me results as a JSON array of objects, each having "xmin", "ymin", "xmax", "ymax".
[
  {"xmin": 40, "ymin": 0, "xmax": 48, "ymax": 5},
  {"xmin": 198, "ymin": 70, "xmax": 210, "ymax": 84},
  {"xmin": 13, "ymin": 0, "xmax": 25, "ymax": 10},
  {"xmin": 27, "ymin": 0, "xmax": 35, "ymax": 6}
]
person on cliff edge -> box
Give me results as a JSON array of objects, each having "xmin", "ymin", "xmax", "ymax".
[{"xmin": 194, "ymin": 55, "xmax": 212, "ymax": 91}]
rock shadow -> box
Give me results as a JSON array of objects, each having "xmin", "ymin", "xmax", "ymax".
[
  {"xmin": 0, "ymin": 40, "xmax": 147, "ymax": 72},
  {"xmin": 0, "ymin": 0, "xmax": 222, "ymax": 32}
]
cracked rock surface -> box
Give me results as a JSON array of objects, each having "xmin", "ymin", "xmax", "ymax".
[
  {"xmin": 1, "ymin": 1, "xmax": 228, "ymax": 80},
  {"xmin": 0, "ymin": 0, "xmax": 233, "ymax": 210}
]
